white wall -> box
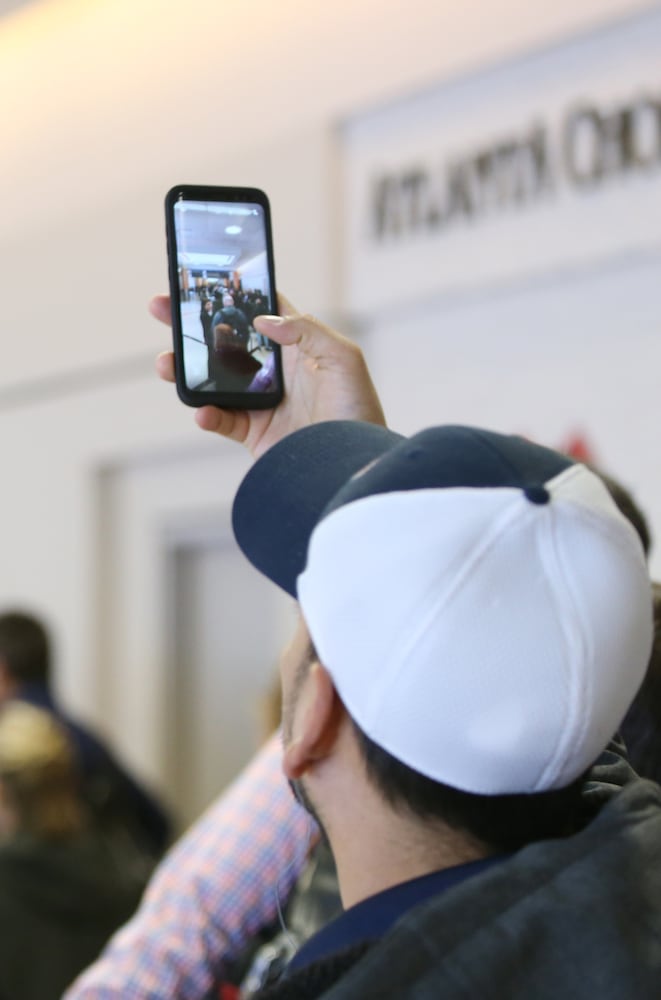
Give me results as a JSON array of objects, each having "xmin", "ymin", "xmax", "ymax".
[
  {"xmin": 239, "ymin": 251, "xmax": 268, "ymax": 293},
  {"xmin": 0, "ymin": 0, "xmax": 651, "ymax": 378},
  {"xmin": 342, "ymin": 4, "xmax": 661, "ymax": 569},
  {"xmin": 0, "ymin": 0, "xmax": 652, "ymax": 797}
]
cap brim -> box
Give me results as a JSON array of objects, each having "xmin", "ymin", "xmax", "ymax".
[{"xmin": 232, "ymin": 421, "xmax": 403, "ymax": 596}]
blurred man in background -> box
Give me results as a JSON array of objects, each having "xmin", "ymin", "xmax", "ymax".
[
  {"xmin": 0, "ymin": 701, "xmax": 145, "ymax": 1000},
  {"xmin": 0, "ymin": 610, "xmax": 171, "ymax": 868}
]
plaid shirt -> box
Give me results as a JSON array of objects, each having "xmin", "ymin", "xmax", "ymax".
[{"xmin": 65, "ymin": 733, "xmax": 314, "ymax": 999}]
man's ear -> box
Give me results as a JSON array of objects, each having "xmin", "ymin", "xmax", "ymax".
[{"xmin": 283, "ymin": 663, "xmax": 344, "ymax": 781}]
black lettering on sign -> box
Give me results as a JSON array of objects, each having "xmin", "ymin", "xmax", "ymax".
[
  {"xmin": 371, "ymin": 126, "xmax": 554, "ymax": 241},
  {"xmin": 473, "ymin": 125, "xmax": 553, "ymax": 211},
  {"xmin": 564, "ymin": 106, "xmax": 603, "ymax": 186},
  {"xmin": 399, "ymin": 169, "xmax": 428, "ymax": 231},
  {"xmin": 372, "ymin": 176, "xmax": 398, "ymax": 239},
  {"xmin": 564, "ymin": 92, "xmax": 661, "ymax": 189},
  {"xmin": 370, "ymin": 87, "xmax": 661, "ymax": 244},
  {"xmin": 628, "ymin": 96, "xmax": 661, "ymax": 167},
  {"xmin": 445, "ymin": 160, "xmax": 476, "ymax": 221},
  {"xmin": 522, "ymin": 125, "xmax": 555, "ymax": 199}
]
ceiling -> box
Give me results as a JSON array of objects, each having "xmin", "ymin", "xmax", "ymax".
[{"xmin": 174, "ymin": 202, "xmax": 268, "ymax": 274}]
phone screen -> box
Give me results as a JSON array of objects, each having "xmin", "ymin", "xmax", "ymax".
[{"xmin": 166, "ymin": 186, "xmax": 282, "ymax": 408}]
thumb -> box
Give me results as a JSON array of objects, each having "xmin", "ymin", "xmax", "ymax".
[{"xmin": 254, "ymin": 311, "xmax": 356, "ymax": 360}]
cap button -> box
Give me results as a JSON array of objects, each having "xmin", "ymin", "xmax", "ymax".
[{"xmin": 524, "ymin": 485, "xmax": 550, "ymax": 505}]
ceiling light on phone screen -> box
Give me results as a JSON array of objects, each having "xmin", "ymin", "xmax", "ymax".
[{"xmin": 225, "ymin": 225, "xmax": 242, "ymax": 235}]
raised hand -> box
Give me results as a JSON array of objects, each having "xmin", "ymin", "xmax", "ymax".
[{"xmin": 152, "ymin": 293, "xmax": 386, "ymax": 459}]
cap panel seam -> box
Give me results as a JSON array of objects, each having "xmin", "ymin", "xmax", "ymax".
[
  {"xmin": 365, "ymin": 491, "xmax": 529, "ymax": 731},
  {"xmin": 532, "ymin": 493, "xmax": 642, "ymax": 789},
  {"xmin": 458, "ymin": 428, "xmax": 527, "ymax": 483},
  {"xmin": 461, "ymin": 427, "xmax": 571, "ymax": 485},
  {"xmin": 532, "ymin": 507, "xmax": 589, "ymax": 791}
]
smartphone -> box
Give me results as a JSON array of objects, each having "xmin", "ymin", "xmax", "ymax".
[{"xmin": 165, "ymin": 185, "xmax": 284, "ymax": 409}]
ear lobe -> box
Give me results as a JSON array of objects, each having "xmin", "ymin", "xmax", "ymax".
[{"xmin": 282, "ymin": 664, "xmax": 343, "ymax": 781}]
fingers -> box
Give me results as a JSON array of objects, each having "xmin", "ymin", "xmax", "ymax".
[
  {"xmin": 194, "ymin": 406, "xmax": 251, "ymax": 444},
  {"xmin": 154, "ymin": 354, "xmax": 252, "ymax": 444},
  {"xmin": 149, "ymin": 294, "xmax": 172, "ymax": 326},
  {"xmin": 155, "ymin": 351, "xmax": 175, "ymax": 382}
]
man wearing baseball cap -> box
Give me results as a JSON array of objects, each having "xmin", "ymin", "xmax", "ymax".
[
  {"xmin": 152, "ymin": 298, "xmax": 661, "ymax": 997},
  {"xmin": 230, "ymin": 416, "xmax": 661, "ymax": 997}
]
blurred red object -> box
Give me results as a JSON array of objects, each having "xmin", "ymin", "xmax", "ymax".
[{"xmin": 558, "ymin": 431, "xmax": 596, "ymax": 464}]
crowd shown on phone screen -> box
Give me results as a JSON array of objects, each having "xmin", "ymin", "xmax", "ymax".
[{"xmin": 191, "ymin": 274, "xmax": 275, "ymax": 393}]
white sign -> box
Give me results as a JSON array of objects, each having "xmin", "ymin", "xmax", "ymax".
[{"xmin": 342, "ymin": 7, "xmax": 661, "ymax": 315}]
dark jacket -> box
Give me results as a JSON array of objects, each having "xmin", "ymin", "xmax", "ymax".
[
  {"xmin": 261, "ymin": 745, "xmax": 661, "ymax": 999},
  {"xmin": 19, "ymin": 684, "xmax": 171, "ymax": 861},
  {"xmin": 211, "ymin": 306, "xmax": 250, "ymax": 346},
  {"xmin": 0, "ymin": 830, "xmax": 145, "ymax": 1000}
]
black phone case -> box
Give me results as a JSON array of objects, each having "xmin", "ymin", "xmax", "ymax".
[{"xmin": 165, "ymin": 184, "xmax": 284, "ymax": 410}]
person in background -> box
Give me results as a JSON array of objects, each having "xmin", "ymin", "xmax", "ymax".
[
  {"xmin": 208, "ymin": 292, "xmax": 261, "ymax": 390},
  {"xmin": 0, "ymin": 702, "xmax": 145, "ymax": 1000},
  {"xmin": 0, "ymin": 611, "xmax": 172, "ymax": 864},
  {"xmin": 200, "ymin": 298, "xmax": 216, "ymax": 372},
  {"xmin": 621, "ymin": 583, "xmax": 661, "ymax": 783},
  {"xmin": 585, "ymin": 468, "xmax": 661, "ymax": 788}
]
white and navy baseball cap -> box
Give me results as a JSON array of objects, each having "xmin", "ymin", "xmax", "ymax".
[{"xmin": 232, "ymin": 422, "xmax": 653, "ymax": 795}]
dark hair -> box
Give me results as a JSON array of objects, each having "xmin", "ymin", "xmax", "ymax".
[
  {"xmin": 620, "ymin": 583, "xmax": 661, "ymax": 784},
  {"xmin": 587, "ymin": 467, "xmax": 661, "ymax": 782},
  {"xmin": 300, "ymin": 638, "xmax": 589, "ymax": 852},
  {"xmin": 589, "ymin": 466, "xmax": 651, "ymax": 558},
  {"xmin": 352, "ymin": 723, "xmax": 589, "ymax": 853},
  {"xmin": 0, "ymin": 612, "xmax": 51, "ymax": 685}
]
